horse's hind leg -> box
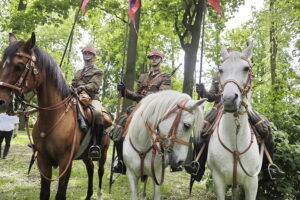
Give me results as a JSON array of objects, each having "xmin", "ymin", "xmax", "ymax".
[
  {"xmin": 97, "ymin": 136, "xmax": 110, "ymax": 200},
  {"xmin": 55, "ymin": 162, "xmax": 72, "ymax": 200},
  {"xmin": 244, "ymin": 177, "xmax": 258, "ymax": 200},
  {"xmin": 127, "ymin": 169, "xmax": 139, "ymax": 200},
  {"xmin": 211, "ymin": 170, "xmax": 226, "ymax": 200},
  {"xmin": 38, "ymin": 156, "xmax": 52, "ymax": 200},
  {"xmin": 83, "ymin": 158, "xmax": 94, "ymax": 200}
]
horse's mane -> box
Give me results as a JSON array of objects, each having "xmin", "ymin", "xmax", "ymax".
[
  {"xmin": 3, "ymin": 41, "xmax": 71, "ymax": 98},
  {"xmin": 138, "ymin": 90, "xmax": 191, "ymax": 126},
  {"xmin": 128, "ymin": 90, "xmax": 204, "ymax": 142}
]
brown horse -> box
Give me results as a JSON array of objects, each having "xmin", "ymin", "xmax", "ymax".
[{"xmin": 0, "ymin": 33, "xmax": 110, "ymax": 200}]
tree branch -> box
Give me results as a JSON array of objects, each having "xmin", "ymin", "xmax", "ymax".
[{"xmin": 99, "ymin": 8, "xmax": 129, "ymax": 24}]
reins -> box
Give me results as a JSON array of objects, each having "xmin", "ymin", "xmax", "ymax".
[
  {"xmin": 129, "ymin": 99, "xmax": 192, "ymax": 185},
  {"xmin": 214, "ymin": 56, "xmax": 264, "ymax": 188},
  {"xmin": 1, "ymin": 51, "xmax": 80, "ymax": 181}
]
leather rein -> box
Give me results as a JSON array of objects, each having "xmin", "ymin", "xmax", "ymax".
[
  {"xmin": 129, "ymin": 99, "xmax": 192, "ymax": 185},
  {"xmin": 0, "ymin": 51, "xmax": 78, "ymax": 181},
  {"xmin": 216, "ymin": 56, "xmax": 257, "ymax": 189}
]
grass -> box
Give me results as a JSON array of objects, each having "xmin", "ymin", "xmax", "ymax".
[{"xmin": 0, "ymin": 132, "xmax": 216, "ymax": 200}]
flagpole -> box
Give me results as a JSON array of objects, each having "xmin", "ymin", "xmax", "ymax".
[
  {"xmin": 199, "ymin": 3, "xmax": 206, "ymax": 84},
  {"xmin": 59, "ymin": 0, "xmax": 84, "ymax": 68}
]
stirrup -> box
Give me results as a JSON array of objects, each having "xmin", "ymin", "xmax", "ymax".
[
  {"xmin": 268, "ymin": 163, "xmax": 285, "ymax": 180},
  {"xmin": 185, "ymin": 161, "xmax": 201, "ymax": 176}
]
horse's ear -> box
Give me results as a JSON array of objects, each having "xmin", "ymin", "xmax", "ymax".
[
  {"xmin": 242, "ymin": 41, "xmax": 254, "ymax": 60},
  {"xmin": 24, "ymin": 32, "xmax": 36, "ymax": 51},
  {"xmin": 9, "ymin": 33, "xmax": 17, "ymax": 44},
  {"xmin": 191, "ymin": 98, "xmax": 207, "ymax": 110},
  {"xmin": 220, "ymin": 46, "xmax": 229, "ymax": 61}
]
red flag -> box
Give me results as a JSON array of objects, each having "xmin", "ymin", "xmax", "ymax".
[
  {"xmin": 81, "ymin": 0, "xmax": 90, "ymax": 16},
  {"xmin": 128, "ymin": 0, "xmax": 140, "ymax": 26},
  {"xmin": 208, "ymin": 0, "xmax": 222, "ymax": 17}
]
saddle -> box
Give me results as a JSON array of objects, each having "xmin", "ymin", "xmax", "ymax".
[{"xmin": 76, "ymin": 97, "xmax": 112, "ymax": 132}]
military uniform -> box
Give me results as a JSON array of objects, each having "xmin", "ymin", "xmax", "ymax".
[
  {"xmin": 110, "ymin": 69, "xmax": 172, "ymax": 174},
  {"xmin": 125, "ymin": 70, "xmax": 172, "ymax": 101},
  {"xmin": 72, "ymin": 64, "xmax": 104, "ymax": 160},
  {"xmin": 72, "ymin": 65, "xmax": 103, "ymax": 100}
]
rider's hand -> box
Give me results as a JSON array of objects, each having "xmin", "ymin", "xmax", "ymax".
[
  {"xmin": 196, "ymin": 83, "xmax": 205, "ymax": 97},
  {"xmin": 117, "ymin": 82, "xmax": 126, "ymax": 96}
]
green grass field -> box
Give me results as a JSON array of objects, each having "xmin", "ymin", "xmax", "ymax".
[{"xmin": 0, "ymin": 132, "xmax": 216, "ymax": 200}]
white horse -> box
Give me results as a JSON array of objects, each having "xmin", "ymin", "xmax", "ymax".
[
  {"xmin": 123, "ymin": 90, "xmax": 206, "ymax": 200},
  {"xmin": 207, "ymin": 43, "xmax": 264, "ymax": 200}
]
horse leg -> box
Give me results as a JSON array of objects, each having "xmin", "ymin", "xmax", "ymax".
[
  {"xmin": 55, "ymin": 161, "xmax": 72, "ymax": 200},
  {"xmin": 127, "ymin": 169, "xmax": 139, "ymax": 200},
  {"xmin": 152, "ymin": 180, "xmax": 161, "ymax": 200},
  {"xmin": 142, "ymin": 176, "xmax": 148, "ymax": 200},
  {"xmin": 244, "ymin": 177, "xmax": 258, "ymax": 200},
  {"xmin": 211, "ymin": 170, "xmax": 226, "ymax": 200},
  {"xmin": 97, "ymin": 136, "xmax": 109, "ymax": 200},
  {"xmin": 38, "ymin": 156, "xmax": 52, "ymax": 200},
  {"xmin": 83, "ymin": 158, "xmax": 94, "ymax": 200}
]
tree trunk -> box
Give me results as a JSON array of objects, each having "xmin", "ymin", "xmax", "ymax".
[
  {"xmin": 12, "ymin": 0, "xmax": 27, "ymax": 33},
  {"xmin": 123, "ymin": 1, "xmax": 141, "ymax": 109},
  {"xmin": 175, "ymin": 0, "xmax": 205, "ymax": 96},
  {"xmin": 269, "ymin": 0, "xmax": 278, "ymax": 116},
  {"xmin": 14, "ymin": 0, "xmax": 27, "ymax": 130}
]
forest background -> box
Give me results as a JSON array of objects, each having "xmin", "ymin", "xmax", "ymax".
[{"xmin": 0, "ymin": 0, "xmax": 299, "ymax": 199}]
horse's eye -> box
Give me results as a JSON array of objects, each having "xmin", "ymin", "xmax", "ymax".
[
  {"xmin": 218, "ymin": 69, "xmax": 223, "ymax": 73},
  {"xmin": 15, "ymin": 64, "xmax": 25, "ymax": 71},
  {"xmin": 243, "ymin": 66, "xmax": 250, "ymax": 72},
  {"xmin": 183, "ymin": 122, "xmax": 191, "ymax": 130}
]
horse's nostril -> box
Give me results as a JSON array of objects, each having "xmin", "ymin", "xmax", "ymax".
[
  {"xmin": 0, "ymin": 99, "xmax": 5, "ymax": 106},
  {"xmin": 233, "ymin": 93, "xmax": 238, "ymax": 102}
]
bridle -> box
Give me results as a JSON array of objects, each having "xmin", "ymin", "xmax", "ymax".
[
  {"xmin": 0, "ymin": 51, "xmax": 39, "ymax": 93},
  {"xmin": 218, "ymin": 56, "xmax": 254, "ymax": 116},
  {"xmin": 0, "ymin": 50, "xmax": 78, "ymax": 181},
  {"xmin": 216, "ymin": 56, "xmax": 262, "ymax": 189},
  {"xmin": 0, "ymin": 51, "xmax": 40, "ymax": 113},
  {"xmin": 130, "ymin": 99, "xmax": 193, "ymax": 185},
  {"xmin": 219, "ymin": 56, "xmax": 254, "ymax": 99}
]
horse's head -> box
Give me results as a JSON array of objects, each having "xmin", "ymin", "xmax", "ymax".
[
  {"xmin": 158, "ymin": 97, "xmax": 206, "ymax": 168},
  {"xmin": 0, "ymin": 33, "xmax": 41, "ymax": 113},
  {"xmin": 219, "ymin": 42, "xmax": 254, "ymax": 113}
]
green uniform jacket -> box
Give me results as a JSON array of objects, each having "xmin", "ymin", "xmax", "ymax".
[
  {"xmin": 125, "ymin": 70, "xmax": 172, "ymax": 102},
  {"xmin": 72, "ymin": 65, "xmax": 103, "ymax": 100}
]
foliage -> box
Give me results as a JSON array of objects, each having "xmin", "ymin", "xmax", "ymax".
[
  {"xmin": 257, "ymin": 129, "xmax": 300, "ymax": 200},
  {"xmin": 0, "ymin": 0, "xmax": 299, "ymax": 198}
]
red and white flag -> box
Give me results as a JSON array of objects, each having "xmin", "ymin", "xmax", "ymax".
[
  {"xmin": 81, "ymin": 0, "xmax": 90, "ymax": 16},
  {"xmin": 208, "ymin": 0, "xmax": 222, "ymax": 17},
  {"xmin": 128, "ymin": 0, "xmax": 140, "ymax": 27}
]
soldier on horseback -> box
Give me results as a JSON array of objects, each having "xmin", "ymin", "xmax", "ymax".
[
  {"xmin": 72, "ymin": 46, "xmax": 104, "ymax": 160},
  {"xmin": 184, "ymin": 48, "xmax": 286, "ymax": 182},
  {"xmin": 111, "ymin": 49, "xmax": 172, "ymax": 174}
]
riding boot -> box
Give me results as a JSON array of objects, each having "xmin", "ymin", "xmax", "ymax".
[
  {"xmin": 112, "ymin": 140, "xmax": 126, "ymax": 174},
  {"xmin": 262, "ymin": 133, "xmax": 285, "ymax": 181},
  {"xmin": 88, "ymin": 123, "xmax": 104, "ymax": 161},
  {"xmin": 184, "ymin": 138, "xmax": 209, "ymax": 182}
]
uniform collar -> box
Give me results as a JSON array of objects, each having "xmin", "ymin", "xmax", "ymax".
[
  {"xmin": 83, "ymin": 64, "xmax": 94, "ymax": 72},
  {"xmin": 148, "ymin": 69, "xmax": 161, "ymax": 77}
]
